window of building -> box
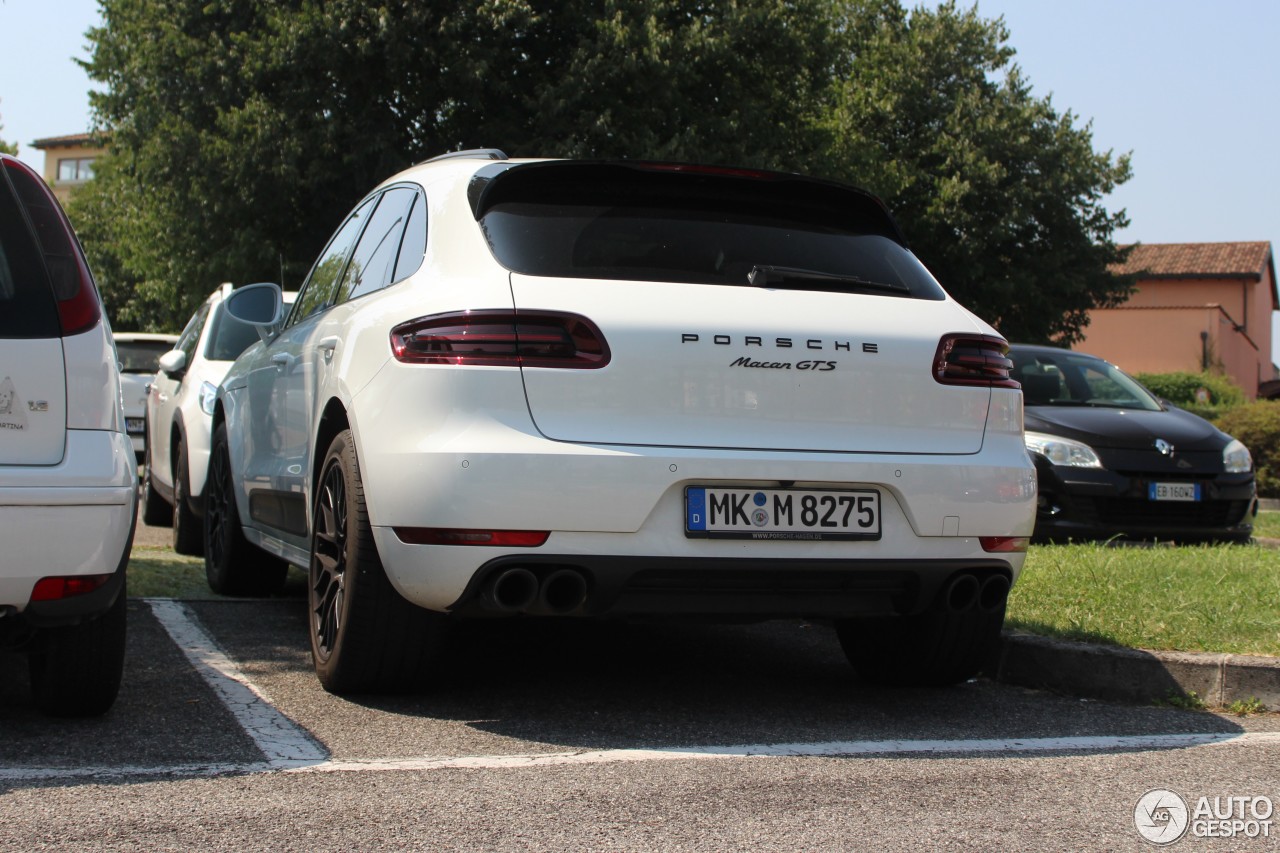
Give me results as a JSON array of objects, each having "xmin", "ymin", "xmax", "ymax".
[{"xmin": 57, "ymin": 157, "xmax": 95, "ymax": 182}]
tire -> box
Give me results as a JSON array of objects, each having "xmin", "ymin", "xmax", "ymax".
[
  {"xmin": 140, "ymin": 427, "xmax": 173, "ymax": 527},
  {"xmin": 204, "ymin": 421, "xmax": 287, "ymax": 596},
  {"xmin": 172, "ymin": 436, "xmax": 204, "ymax": 556},
  {"xmin": 28, "ymin": 581, "xmax": 127, "ymax": 717},
  {"xmin": 835, "ymin": 574, "xmax": 1007, "ymax": 687},
  {"xmin": 309, "ymin": 429, "xmax": 442, "ymax": 694}
]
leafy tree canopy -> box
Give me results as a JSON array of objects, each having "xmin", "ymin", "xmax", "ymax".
[
  {"xmin": 75, "ymin": 0, "xmax": 1132, "ymax": 343},
  {"xmin": 0, "ymin": 100, "xmax": 17, "ymax": 155},
  {"xmin": 819, "ymin": 0, "xmax": 1134, "ymax": 344}
]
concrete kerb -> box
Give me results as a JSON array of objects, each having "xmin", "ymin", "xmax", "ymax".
[{"xmin": 994, "ymin": 632, "xmax": 1280, "ymax": 709}]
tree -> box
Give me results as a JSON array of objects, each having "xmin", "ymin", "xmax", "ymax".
[
  {"xmin": 818, "ymin": 1, "xmax": 1134, "ymax": 344},
  {"xmin": 0, "ymin": 99, "xmax": 17, "ymax": 155},
  {"xmin": 74, "ymin": 0, "xmax": 840, "ymax": 329}
]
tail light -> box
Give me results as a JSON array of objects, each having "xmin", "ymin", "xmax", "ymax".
[
  {"xmin": 390, "ymin": 310, "xmax": 610, "ymax": 368},
  {"xmin": 2, "ymin": 157, "xmax": 101, "ymax": 336},
  {"xmin": 980, "ymin": 536, "xmax": 1029, "ymax": 553},
  {"xmin": 394, "ymin": 527, "xmax": 550, "ymax": 547},
  {"xmin": 30, "ymin": 574, "xmax": 112, "ymax": 601},
  {"xmin": 934, "ymin": 333, "xmax": 1018, "ymax": 388}
]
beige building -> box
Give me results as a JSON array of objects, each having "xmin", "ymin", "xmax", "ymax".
[
  {"xmin": 30, "ymin": 132, "xmax": 105, "ymax": 204},
  {"xmin": 1077, "ymin": 242, "xmax": 1278, "ymax": 399}
]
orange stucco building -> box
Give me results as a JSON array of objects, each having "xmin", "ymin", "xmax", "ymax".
[
  {"xmin": 1076, "ymin": 242, "xmax": 1278, "ymax": 399},
  {"xmin": 29, "ymin": 132, "xmax": 105, "ymax": 205}
]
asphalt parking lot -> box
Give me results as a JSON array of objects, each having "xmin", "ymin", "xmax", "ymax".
[{"xmin": 4, "ymin": 584, "xmax": 1280, "ymax": 849}]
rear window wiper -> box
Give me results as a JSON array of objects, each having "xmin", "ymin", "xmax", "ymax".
[{"xmin": 747, "ymin": 265, "xmax": 910, "ymax": 294}]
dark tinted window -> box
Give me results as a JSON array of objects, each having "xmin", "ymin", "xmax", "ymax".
[
  {"xmin": 1011, "ymin": 349, "xmax": 1162, "ymax": 411},
  {"xmin": 0, "ymin": 168, "xmax": 59, "ymax": 338},
  {"xmin": 116, "ymin": 339, "xmax": 174, "ymax": 373},
  {"xmin": 337, "ymin": 187, "xmax": 419, "ymax": 304},
  {"xmin": 288, "ymin": 197, "xmax": 376, "ymax": 327},
  {"xmin": 392, "ymin": 192, "xmax": 427, "ymax": 282},
  {"xmin": 176, "ymin": 302, "xmax": 211, "ymax": 364},
  {"xmin": 476, "ymin": 164, "xmax": 945, "ymax": 300},
  {"xmin": 7, "ymin": 161, "xmax": 85, "ymax": 303}
]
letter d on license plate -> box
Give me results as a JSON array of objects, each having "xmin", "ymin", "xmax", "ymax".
[{"xmin": 685, "ymin": 487, "xmax": 881, "ymax": 541}]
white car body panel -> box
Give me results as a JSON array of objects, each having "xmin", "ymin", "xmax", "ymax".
[
  {"xmin": 214, "ymin": 155, "xmax": 1036, "ymax": 630},
  {"xmin": 0, "ymin": 338, "xmax": 67, "ymax": 465},
  {"xmin": 510, "ymin": 273, "xmax": 991, "ymax": 453}
]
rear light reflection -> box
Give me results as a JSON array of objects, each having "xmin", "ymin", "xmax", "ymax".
[
  {"xmin": 394, "ymin": 527, "xmax": 550, "ymax": 547},
  {"xmin": 390, "ymin": 310, "xmax": 609, "ymax": 368},
  {"xmin": 934, "ymin": 333, "xmax": 1018, "ymax": 388},
  {"xmin": 30, "ymin": 574, "xmax": 112, "ymax": 602},
  {"xmin": 979, "ymin": 536, "xmax": 1029, "ymax": 553}
]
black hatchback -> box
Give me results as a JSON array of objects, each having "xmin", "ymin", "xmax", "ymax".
[{"xmin": 1011, "ymin": 344, "xmax": 1256, "ymax": 543}]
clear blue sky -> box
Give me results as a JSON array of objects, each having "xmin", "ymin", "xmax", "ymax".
[{"xmin": 2, "ymin": 0, "xmax": 1278, "ymax": 355}]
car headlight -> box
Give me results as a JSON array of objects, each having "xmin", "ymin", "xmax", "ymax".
[
  {"xmin": 199, "ymin": 381, "xmax": 218, "ymax": 416},
  {"xmin": 1223, "ymin": 438, "xmax": 1252, "ymax": 473},
  {"xmin": 1024, "ymin": 431, "xmax": 1102, "ymax": 468}
]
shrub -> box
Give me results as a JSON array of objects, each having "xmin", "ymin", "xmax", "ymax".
[
  {"xmin": 1135, "ymin": 371, "xmax": 1246, "ymax": 421},
  {"xmin": 1216, "ymin": 401, "xmax": 1280, "ymax": 497}
]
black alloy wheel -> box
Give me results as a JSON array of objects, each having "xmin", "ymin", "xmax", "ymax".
[
  {"xmin": 308, "ymin": 429, "xmax": 442, "ymax": 694},
  {"xmin": 203, "ymin": 421, "xmax": 286, "ymax": 596}
]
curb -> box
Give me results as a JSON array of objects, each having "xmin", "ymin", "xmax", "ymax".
[{"xmin": 994, "ymin": 633, "xmax": 1280, "ymax": 709}]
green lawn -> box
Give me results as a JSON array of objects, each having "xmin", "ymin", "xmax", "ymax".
[
  {"xmin": 1006, "ymin": 539, "xmax": 1280, "ymax": 657},
  {"xmin": 127, "ymin": 517, "xmax": 1280, "ymax": 658}
]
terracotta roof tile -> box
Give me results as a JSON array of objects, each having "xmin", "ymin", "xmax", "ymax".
[{"xmin": 1111, "ymin": 241, "xmax": 1272, "ymax": 279}]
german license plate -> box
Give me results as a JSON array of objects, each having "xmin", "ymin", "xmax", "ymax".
[
  {"xmin": 685, "ymin": 487, "xmax": 880, "ymax": 541},
  {"xmin": 1148, "ymin": 482, "xmax": 1200, "ymax": 502}
]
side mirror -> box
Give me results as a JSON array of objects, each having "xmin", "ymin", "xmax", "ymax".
[
  {"xmin": 225, "ymin": 282, "xmax": 286, "ymax": 343},
  {"xmin": 158, "ymin": 349, "xmax": 188, "ymax": 378}
]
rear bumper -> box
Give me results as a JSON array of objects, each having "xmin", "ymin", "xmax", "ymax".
[
  {"xmin": 0, "ymin": 430, "xmax": 137, "ymax": 613},
  {"xmin": 446, "ymin": 554, "xmax": 1016, "ymax": 619}
]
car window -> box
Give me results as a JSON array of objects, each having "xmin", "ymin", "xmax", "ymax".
[
  {"xmin": 475, "ymin": 163, "xmax": 944, "ymax": 299},
  {"xmin": 116, "ymin": 340, "xmax": 174, "ymax": 373},
  {"xmin": 392, "ymin": 191, "xmax": 427, "ymax": 283},
  {"xmin": 337, "ymin": 187, "xmax": 419, "ymax": 304},
  {"xmin": 287, "ymin": 196, "xmax": 376, "ymax": 327},
  {"xmin": 1012, "ymin": 350, "xmax": 1161, "ymax": 411},
  {"xmin": 0, "ymin": 167, "xmax": 60, "ymax": 339},
  {"xmin": 176, "ymin": 302, "xmax": 212, "ymax": 364}
]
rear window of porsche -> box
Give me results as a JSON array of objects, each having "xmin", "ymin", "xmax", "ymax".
[
  {"xmin": 473, "ymin": 163, "xmax": 946, "ymax": 300},
  {"xmin": 0, "ymin": 168, "xmax": 59, "ymax": 339}
]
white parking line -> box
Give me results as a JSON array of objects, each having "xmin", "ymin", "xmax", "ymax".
[
  {"xmin": 5, "ymin": 600, "xmax": 1280, "ymax": 784},
  {"xmin": 144, "ymin": 598, "xmax": 328, "ymax": 765}
]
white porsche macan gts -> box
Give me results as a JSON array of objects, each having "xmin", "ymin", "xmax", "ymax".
[{"xmin": 209, "ymin": 150, "xmax": 1036, "ymax": 693}]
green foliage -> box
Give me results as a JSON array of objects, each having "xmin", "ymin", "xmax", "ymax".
[
  {"xmin": 817, "ymin": 0, "xmax": 1134, "ymax": 345},
  {"xmin": 74, "ymin": 0, "xmax": 1133, "ymax": 342},
  {"xmin": 74, "ymin": 0, "xmax": 841, "ymax": 328},
  {"xmin": 1217, "ymin": 401, "xmax": 1280, "ymax": 497},
  {"xmin": 1135, "ymin": 370, "xmax": 1246, "ymax": 421},
  {"xmin": 0, "ymin": 101, "xmax": 17, "ymax": 156},
  {"xmin": 1226, "ymin": 696, "xmax": 1267, "ymax": 717}
]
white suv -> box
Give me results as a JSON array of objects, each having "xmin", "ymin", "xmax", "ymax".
[
  {"xmin": 212, "ymin": 152, "xmax": 1036, "ymax": 694},
  {"xmin": 142, "ymin": 283, "xmax": 294, "ymax": 555},
  {"xmin": 0, "ymin": 153, "xmax": 135, "ymax": 716}
]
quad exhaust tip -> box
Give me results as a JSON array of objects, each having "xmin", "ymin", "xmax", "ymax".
[{"xmin": 483, "ymin": 567, "xmax": 589, "ymax": 615}]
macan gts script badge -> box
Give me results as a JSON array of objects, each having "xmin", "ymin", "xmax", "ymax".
[{"xmin": 685, "ymin": 486, "xmax": 881, "ymax": 541}]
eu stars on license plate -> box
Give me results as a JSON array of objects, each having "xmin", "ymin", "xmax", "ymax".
[{"xmin": 685, "ymin": 487, "xmax": 881, "ymax": 541}]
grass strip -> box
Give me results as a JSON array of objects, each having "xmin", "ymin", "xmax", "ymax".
[{"xmin": 1007, "ymin": 541, "xmax": 1280, "ymax": 657}]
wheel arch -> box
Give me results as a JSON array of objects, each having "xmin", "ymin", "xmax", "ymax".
[{"xmin": 312, "ymin": 398, "xmax": 352, "ymax": 514}]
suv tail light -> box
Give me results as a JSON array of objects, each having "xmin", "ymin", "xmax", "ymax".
[
  {"xmin": 30, "ymin": 574, "xmax": 112, "ymax": 601},
  {"xmin": 2, "ymin": 157, "xmax": 101, "ymax": 336},
  {"xmin": 933, "ymin": 333, "xmax": 1018, "ymax": 388},
  {"xmin": 390, "ymin": 310, "xmax": 610, "ymax": 368}
]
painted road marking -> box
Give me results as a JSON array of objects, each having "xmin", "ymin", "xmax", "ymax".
[
  {"xmin": 144, "ymin": 598, "xmax": 327, "ymax": 765},
  {"xmin": 5, "ymin": 600, "xmax": 1280, "ymax": 783},
  {"xmin": 6, "ymin": 733, "xmax": 1280, "ymax": 783}
]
